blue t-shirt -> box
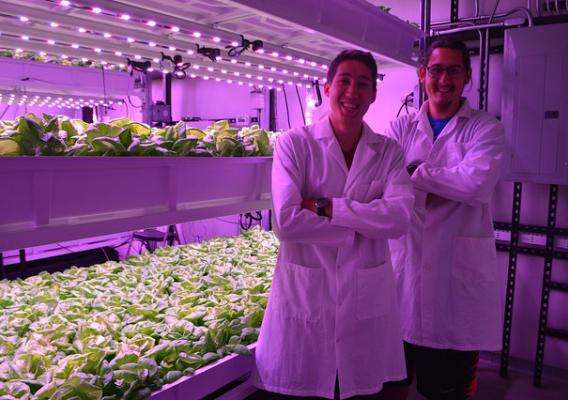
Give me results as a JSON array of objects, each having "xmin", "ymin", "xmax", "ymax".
[{"xmin": 429, "ymin": 116, "xmax": 450, "ymax": 141}]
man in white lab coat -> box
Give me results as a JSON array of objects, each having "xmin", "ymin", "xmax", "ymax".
[
  {"xmin": 385, "ymin": 38, "xmax": 505, "ymax": 400},
  {"xmin": 252, "ymin": 50, "xmax": 415, "ymax": 399}
]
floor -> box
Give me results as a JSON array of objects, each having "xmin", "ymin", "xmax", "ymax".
[{"xmin": 244, "ymin": 356, "xmax": 568, "ymax": 400}]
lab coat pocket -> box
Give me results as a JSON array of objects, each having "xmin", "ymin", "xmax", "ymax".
[
  {"xmin": 356, "ymin": 263, "xmax": 391, "ymax": 320},
  {"xmin": 451, "ymin": 237, "xmax": 498, "ymax": 284},
  {"xmin": 273, "ymin": 262, "xmax": 323, "ymax": 322}
]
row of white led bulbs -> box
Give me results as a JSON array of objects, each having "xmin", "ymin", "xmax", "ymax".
[
  {"xmin": 8, "ymin": 46, "xmax": 316, "ymax": 88},
  {"xmin": 0, "ymin": 94, "xmax": 122, "ymax": 109},
  {"xmin": 26, "ymin": 1, "xmax": 328, "ymax": 71},
  {"xmin": 10, "ymin": 35, "xmax": 325, "ymax": 83}
]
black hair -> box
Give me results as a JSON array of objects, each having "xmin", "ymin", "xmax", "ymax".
[
  {"xmin": 425, "ymin": 38, "xmax": 471, "ymax": 71},
  {"xmin": 326, "ymin": 49, "xmax": 378, "ymax": 91}
]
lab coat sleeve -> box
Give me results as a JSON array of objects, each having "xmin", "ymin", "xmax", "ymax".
[
  {"xmin": 271, "ymin": 131, "xmax": 355, "ymax": 247},
  {"xmin": 411, "ymin": 118, "xmax": 505, "ymax": 206},
  {"xmin": 330, "ymin": 143, "xmax": 414, "ymax": 240}
]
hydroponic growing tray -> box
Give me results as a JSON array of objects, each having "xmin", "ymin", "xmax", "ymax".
[{"xmin": 0, "ymin": 157, "xmax": 271, "ymax": 252}]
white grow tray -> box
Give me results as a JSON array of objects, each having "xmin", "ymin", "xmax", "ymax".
[
  {"xmin": 150, "ymin": 344, "xmax": 257, "ymax": 400},
  {"xmin": 0, "ymin": 157, "xmax": 272, "ymax": 252}
]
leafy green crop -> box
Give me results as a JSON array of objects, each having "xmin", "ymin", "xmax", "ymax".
[
  {"xmin": 0, "ymin": 114, "xmax": 281, "ymax": 157},
  {"xmin": 0, "ymin": 227, "xmax": 278, "ymax": 399}
]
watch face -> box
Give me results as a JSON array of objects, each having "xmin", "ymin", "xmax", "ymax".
[{"xmin": 316, "ymin": 198, "xmax": 329, "ymax": 208}]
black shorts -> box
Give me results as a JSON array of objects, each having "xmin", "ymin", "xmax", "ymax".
[{"xmin": 393, "ymin": 341, "xmax": 480, "ymax": 400}]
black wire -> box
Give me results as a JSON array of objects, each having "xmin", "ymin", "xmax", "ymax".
[
  {"xmin": 239, "ymin": 211, "xmax": 263, "ymax": 230},
  {"xmin": 281, "ymin": 84, "xmax": 291, "ymax": 129},
  {"xmin": 295, "ymin": 85, "xmax": 306, "ymax": 126},
  {"xmin": 396, "ymin": 92, "xmax": 413, "ymax": 118},
  {"xmin": 128, "ymin": 95, "xmax": 142, "ymax": 109},
  {"xmin": 101, "ymin": 65, "xmax": 108, "ymax": 106},
  {"xmin": 0, "ymin": 105, "xmax": 10, "ymax": 119}
]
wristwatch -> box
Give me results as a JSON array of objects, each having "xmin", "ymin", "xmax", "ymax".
[{"xmin": 315, "ymin": 198, "xmax": 330, "ymax": 217}]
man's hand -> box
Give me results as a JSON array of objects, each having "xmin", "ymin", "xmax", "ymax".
[
  {"xmin": 302, "ymin": 198, "xmax": 332, "ymax": 218},
  {"xmin": 426, "ymin": 193, "xmax": 448, "ymax": 207},
  {"xmin": 301, "ymin": 199, "xmax": 317, "ymax": 213}
]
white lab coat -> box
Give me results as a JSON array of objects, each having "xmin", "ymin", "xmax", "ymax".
[
  {"xmin": 252, "ymin": 117, "xmax": 415, "ymax": 399},
  {"xmin": 385, "ymin": 99, "xmax": 505, "ymax": 351}
]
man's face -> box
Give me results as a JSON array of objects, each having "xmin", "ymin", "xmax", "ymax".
[
  {"xmin": 324, "ymin": 59, "xmax": 376, "ymax": 124},
  {"xmin": 419, "ymin": 47, "xmax": 471, "ymax": 109}
]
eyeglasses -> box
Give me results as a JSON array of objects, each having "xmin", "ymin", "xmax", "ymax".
[{"xmin": 426, "ymin": 65, "xmax": 465, "ymax": 79}]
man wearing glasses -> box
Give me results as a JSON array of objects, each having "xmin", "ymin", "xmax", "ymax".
[{"xmin": 384, "ymin": 38, "xmax": 505, "ymax": 400}]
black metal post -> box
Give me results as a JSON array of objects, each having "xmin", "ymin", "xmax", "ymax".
[
  {"xmin": 269, "ymin": 89, "xmax": 276, "ymax": 132},
  {"xmin": 500, "ymin": 182, "xmax": 523, "ymax": 378},
  {"xmin": 534, "ymin": 184, "xmax": 559, "ymax": 386},
  {"xmin": 450, "ymin": 0, "xmax": 460, "ymax": 22},
  {"xmin": 19, "ymin": 249, "xmax": 27, "ymax": 279}
]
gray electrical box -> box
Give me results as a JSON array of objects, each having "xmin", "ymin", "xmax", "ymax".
[{"xmin": 501, "ymin": 24, "xmax": 568, "ymax": 184}]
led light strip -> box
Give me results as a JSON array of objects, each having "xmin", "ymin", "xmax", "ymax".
[
  {"xmin": 56, "ymin": 0, "xmax": 330, "ymax": 68},
  {"xmin": 2, "ymin": 2, "xmax": 326, "ymax": 80},
  {"xmin": 0, "ymin": 90, "xmax": 124, "ymax": 109}
]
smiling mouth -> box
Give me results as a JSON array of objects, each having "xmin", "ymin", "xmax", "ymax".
[{"xmin": 340, "ymin": 102, "xmax": 359, "ymax": 111}]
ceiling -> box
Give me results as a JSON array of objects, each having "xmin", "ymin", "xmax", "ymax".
[{"xmin": 0, "ymin": 0, "xmax": 423, "ymax": 91}]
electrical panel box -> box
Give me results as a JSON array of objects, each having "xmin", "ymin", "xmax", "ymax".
[{"xmin": 501, "ymin": 24, "xmax": 568, "ymax": 184}]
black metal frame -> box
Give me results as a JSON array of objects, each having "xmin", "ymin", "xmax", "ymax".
[
  {"xmin": 533, "ymin": 184, "xmax": 564, "ymax": 387},
  {"xmin": 495, "ymin": 184, "xmax": 568, "ymax": 386},
  {"xmin": 499, "ymin": 182, "xmax": 523, "ymax": 377},
  {"xmin": 450, "ymin": 0, "xmax": 459, "ymax": 23}
]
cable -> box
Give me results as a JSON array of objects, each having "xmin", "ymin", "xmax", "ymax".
[
  {"xmin": 239, "ymin": 212, "xmax": 263, "ymax": 230},
  {"xmin": 101, "ymin": 66, "xmax": 108, "ymax": 105},
  {"xmin": 0, "ymin": 105, "xmax": 10, "ymax": 119},
  {"xmin": 295, "ymin": 85, "xmax": 306, "ymax": 126},
  {"xmin": 281, "ymin": 84, "xmax": 291, "ymax": 129},
  {"xmin": 488, "ymin": 0, "xmax": 502, "ymax": 23},
  {"xmin": 396, "ymin": 92, "xmax": 414, "ymax": 118}
]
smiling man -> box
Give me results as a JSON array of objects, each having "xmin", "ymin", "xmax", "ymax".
[
  {"xmin": 385, "ymin": 39, "xmax": 505, "ymax": 400},
  {"xmin": 251, "ymin": 50, "xmax": 414, "ymax": 399}
]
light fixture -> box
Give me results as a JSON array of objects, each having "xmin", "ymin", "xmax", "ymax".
[
  {"xmin": 196, "ymin": 45, "xmax": 221, "ymax": 62},
  {"xmin": 147, "ymin": 20, "xmax": 156, "ymax": 27},
  {"xmin": 160, "ymin": 52, "xmax": 191, "ymax": 79},
  {"xmin": 171, "ymin": 26, "xmax": 180, "ymax": 33},
  {"xmin": 92, "ymin": 7, "xmax": 102, "ymax": 13},
  {"xmin": 226, "ymin": 35, "xmax": 263, "ymax": 57},
  {"xmin": 127, "ymin": 58, "xmax": 151, "ymax": 74},
  {"xmin": 121, "ymin": 14, "xmax": 131, "ymax": 21},
  {"xmin": 50, "ymin": 22, "xmax": 59, "ymax": 28}
]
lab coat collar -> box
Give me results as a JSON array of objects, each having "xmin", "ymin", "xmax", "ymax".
[
  {"xmin": 313, "ymin": 117, "xmax": 383, "ymax": 190},
  {"xmin": 413, "ymin": 98, "xmax": 473, "ymax": 123},
  {"xmin": 413, "ymin": 98, "xmax": 473, "ymax": 140}
]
